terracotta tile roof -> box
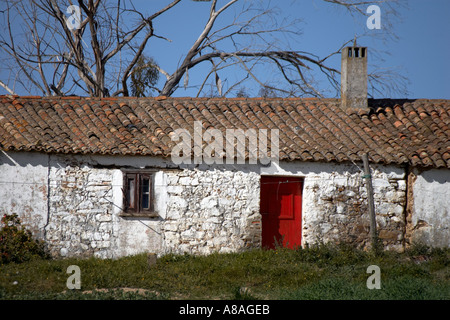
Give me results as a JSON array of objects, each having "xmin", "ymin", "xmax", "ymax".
[{"xmin": 0, "ymin": 95, "xmax": 449, "ymax": 168}]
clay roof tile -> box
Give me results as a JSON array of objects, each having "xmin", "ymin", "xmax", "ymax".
[{"xmin": 0, "ymin": 96, "xmax": 448, "ymax": 168}]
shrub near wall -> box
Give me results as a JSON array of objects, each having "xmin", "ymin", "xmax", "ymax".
[{"xmin": 0, "ymin": 213, "xmax": 49, "ymax": 264}]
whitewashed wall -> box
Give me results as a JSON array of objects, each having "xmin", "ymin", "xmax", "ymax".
[
  {"xmin": 410, "ymin": 168, "xmax": 450, "ymax": 247},
  {"xmin": 0, "ymin": 151, "xmax": 49, "ymax": 238},
  {"xmin": 1, "ymin": 150, "xmax": 449, "ymax": 258},
  {"xmin": 0, "ymin": 152, "xmax": 261, "ymax": 258},
  {"xmin": 44, "ymin": 153, "xmax": 174, "ymax": 258},
  {"xmin": 0, "ymin": 151, "xmax": 173, "ymax": 258}
]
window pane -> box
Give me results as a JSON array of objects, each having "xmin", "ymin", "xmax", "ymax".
[
  {"xmin": 141, "ymin": 177, "xmax": 150, "ymax": 210},
  {"xmin": 127, "ymin": 177, "xmax": 135, "ymax": 209}
]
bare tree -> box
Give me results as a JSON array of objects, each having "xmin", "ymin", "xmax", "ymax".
[
  {"xmin": 0, "ymin": 0, "xmax": 180, "ymax": 97},
  {"xmin": 0, "ymin": 0, "xmax": 405, "ymax": 98}
]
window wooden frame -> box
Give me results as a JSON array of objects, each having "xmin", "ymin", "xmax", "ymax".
[{"xmin": 121, "ymin": 171, "xmax": 158, "ymax": 217}]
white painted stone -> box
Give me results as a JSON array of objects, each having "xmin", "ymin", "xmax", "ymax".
[
  {"xmin": 2, "ymin": 150, "xmax": 448, "ymax": 258},
  {"xmin": 93, "ymin": 232, "xmax": 103, "ymax": 241},
  {"xmin": 179, "ymin": 177, "xmax": 191, "ymax": 185},
  {"xmin": 167, "ymin": 185, "xmax": 183, "ymax": 194},
  {"xmin": 397, "ymin": 180, "xmax": 406, "ymax": 191},
  {"xmin": 96, "ymin": 214, "xmax": 112, "ymax": 222},
  {"xmin": 169, "ymin": 196, "xmax": 188, "ymax": 208},
  {"xmin": 412, "ymin": 168, "xmax": 450, "ymax": 247},
  {"xmin": 200, "ymin": 196, "xmax": 218, "ymax": 209}
]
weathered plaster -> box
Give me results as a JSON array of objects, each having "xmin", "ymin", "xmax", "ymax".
[
  {"xmin": 0, "ymin": 150, "xmax": 49, "ymax": 238},
  {"xmin": 410, "ymin": 168, "xmax": 450, "ymax": 247},
  {"xmin": 1, "ymin": 150, "xmax": 449, "ymax": 258}
]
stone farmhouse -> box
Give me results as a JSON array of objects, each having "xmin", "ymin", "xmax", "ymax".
[{"xmin": 0, "ymin": 47, "xmax": 449, "ymax": 258}]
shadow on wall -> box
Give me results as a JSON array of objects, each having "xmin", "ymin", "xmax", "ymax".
[
  {"xmin": 0, "ymin": 149, "xmax": 49, "ymax": 167},
  {"xmin": 417, "ymin": 167, "xmax": 450, "ymax": 185}
]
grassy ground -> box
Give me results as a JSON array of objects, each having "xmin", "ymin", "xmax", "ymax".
[{"xmin": 0, "ymin": 243, "xmax": 449, "ymax": 300}]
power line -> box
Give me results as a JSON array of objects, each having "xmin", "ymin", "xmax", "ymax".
[{"xmin": 1, "ymin": 176, "xmax": 436, "ymax": 190}]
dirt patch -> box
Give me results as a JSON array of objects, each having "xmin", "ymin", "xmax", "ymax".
[{"xmin": 82, "ymin": 287, "xmax": 157, "ymax": 295}]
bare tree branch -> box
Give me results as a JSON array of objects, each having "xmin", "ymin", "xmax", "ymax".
[
  {"xmin": 0, "ymin": 0, "xmax": 405, "ymax": 98},
  {"xmin": 0, "ymin": 80, "xmax": 16, "ymax": 95}
]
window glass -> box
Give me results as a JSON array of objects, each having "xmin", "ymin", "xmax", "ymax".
[
  {"xmin": 127, "ymin": 176, "xmax": 135, "ymax": 209},
  {"xmin": 142, "ymin": 177, "xmax": 150, "ymax": 210},
  {"xmin": 123, "ymin": 172, "xmax": 155, "ymax": 216}
]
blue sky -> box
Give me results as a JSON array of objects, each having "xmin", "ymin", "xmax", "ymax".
[
  {"xmin": 286, "ymin": 0, "xmax": 450, "ymax": 99},
  {"xmin": 147, "ymin": 0, "xmax": 449, "ymax": 99},
  {"xmin": 1, "ymin": 0, "xmax": 448, "ymax": 99},
  {"xmin": 388, "ymin": 0, "xmax": 450, "ymax": 99}
]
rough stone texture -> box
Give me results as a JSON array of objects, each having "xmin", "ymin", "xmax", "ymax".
[
  {"xmin": 45, "ymin": 158, "xmax": 115, "ymax": 258},
  {"xmin": 42, "ymin": 154, "xmax": 167, "ymax": 259},
  {"xmin": 1, "ymin": 151, "xmax": 449, "ymax": 259},
  {"xmin": 304, "ymin": 168, "xmax": 406, "ymax": 250},
  {"xmin": 263, "ymin": 161, "xmax": 407, "ymax": 251},
  {"xmin": 162, "ymin": 166, "xmax": 261, "ymax": 254}
]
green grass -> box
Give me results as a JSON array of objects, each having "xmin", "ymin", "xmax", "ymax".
[{"xmin": 0, "ymin": 243, "xmax": 448, "ymax": 300}]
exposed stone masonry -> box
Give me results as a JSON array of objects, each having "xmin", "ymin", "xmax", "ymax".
[
  {"xmin": 162, "ymin": 167, "xmax": 261, "ymax": 254},
  {"xmin": 45, "ymin": 162, "xmax": 115, "ymax": 258},
  {"xmin": 4, "ymin": 151, "xmax": 442, "ymax": 259},
  {"xmin": 302, "ymin": 167, "xmax": 406, "ymax": 251},
  {"xmin": 42, "ymin": 160, "xmax": 408, "ymax": 257}
]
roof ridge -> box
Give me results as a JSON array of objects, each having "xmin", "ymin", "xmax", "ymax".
[{"xmin": 1, "ymin": 95, "xmax": 449, "ymax": 103}]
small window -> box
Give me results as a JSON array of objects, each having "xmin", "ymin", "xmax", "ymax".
[{"xmin": 122, "ymin": 171, "xmax": 157, "ymax": 217}]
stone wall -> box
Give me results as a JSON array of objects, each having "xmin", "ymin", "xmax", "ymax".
[
  {"xmin": 2, "ymin": 151, "xmax": 449, "ymax": 258},
  {"xmin": 45, "ymin": 158, "xmax": 115, "ymax": 258},
  {"xmin": 162, "ymin": 166, "xmax": 261, "ymax": 254},
  {"xmin": 44, "ymin": 154, "xmax": 166, "ymax": 258},
  {"xmin": 302, "ymin": 167, "xmax": 406, "ymax": 251},
  {"xmin": 43, "ymin": 157, "xmax": 261, "ymax": 257},
  {"xmin": 262, "ymin": 161, "xmax": 407, "ymax": 251}
]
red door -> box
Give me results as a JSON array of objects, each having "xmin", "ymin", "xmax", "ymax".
[{"xmin": 260, "ymin": 176, "xmax": 303, "ymax": 249}]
